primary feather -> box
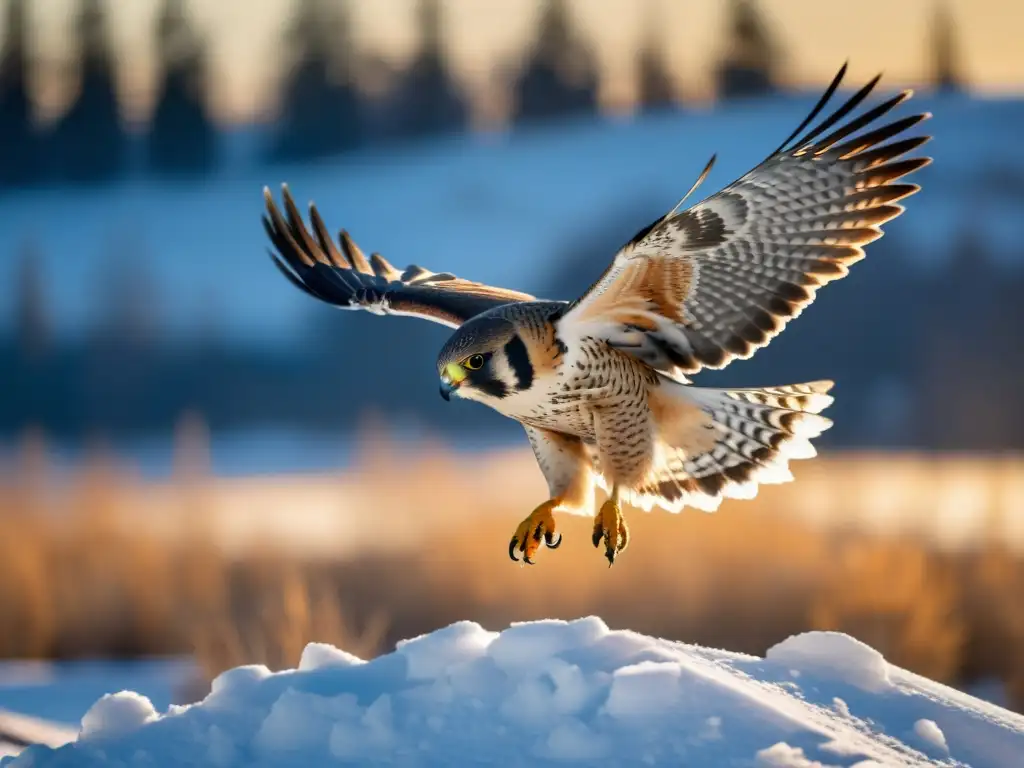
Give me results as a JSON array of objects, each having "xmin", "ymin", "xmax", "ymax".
[
  {"xmin": 558, "ymin": 63, "xmax": 932, "ymax": 377},
  {"xmin": 263, "ymin": 185, "xmax": 537, "ymax": 329}
]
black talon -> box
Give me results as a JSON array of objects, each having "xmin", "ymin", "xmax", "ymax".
[
  {"xmin": 604, "ymin": 531, "xmax": 617, "ymax": 566},
  {"xmin": 532, "ymin": 524, "xmax": 544, "ymax": 542},
  {"xmin": 545, "ymin": 531, "xmax": 562, "ymax": 549},
  {"xmin": 523, "ymin": 553, "xmax": 535, "ymax": 565},
  {"xmin": 509, "ymin": 538, "xmax": 520, "ymax": 562},
  {"xmin": 592, "ymin": 528, "xmax": 603, "ymax": 548}
]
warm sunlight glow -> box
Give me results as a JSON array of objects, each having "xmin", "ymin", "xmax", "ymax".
[{"xmin": 9, "ymin": 0, "xmax": 1023, "ymax": 124}]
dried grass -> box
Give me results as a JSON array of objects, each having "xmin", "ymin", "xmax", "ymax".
[{"xmin": 2, "ymin": 427, "xmax": 1024, "ymax": 712}]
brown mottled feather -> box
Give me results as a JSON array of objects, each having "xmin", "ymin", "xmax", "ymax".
[
  {"xmin": 558, "ymin": 65, "xmax": 931, "ymax": 377},
  {"xmin": 568, "ymin": 256, "xmax": 697, "ymax": 332}
]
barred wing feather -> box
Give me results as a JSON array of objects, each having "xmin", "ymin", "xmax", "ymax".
[
  {"xmin": 263, "ymin": 185, "xmax": 536, "ymax": 329},
  {"xmin": 558, "ymin": 63, "xmax": 932, "ymax": 376}
]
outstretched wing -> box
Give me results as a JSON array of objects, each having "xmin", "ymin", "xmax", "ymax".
[
  {"xmin": 263, "ymin": 185, "xmax": 536, "ymax": 329},
  {"xmin": 557, "ymin": 64, "xmax": 932, "ymax": 376}
]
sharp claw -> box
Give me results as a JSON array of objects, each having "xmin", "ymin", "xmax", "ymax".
[
  {"xmin": 592, "ymin": 499, "xmax": 627, "ymax": 565},
  {"xmin": 510, "ymin": 501, "xmax": 564, "ymax": 565}
]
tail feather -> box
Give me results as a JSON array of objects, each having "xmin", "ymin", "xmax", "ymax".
[{"xmin": 601, "ymin": 380, "xmax": 835, "ymax": 513}]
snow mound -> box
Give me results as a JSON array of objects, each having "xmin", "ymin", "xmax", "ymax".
[
  {"xmin": 4, "ymin": 619, "xmax": 1024, "ymax": 767},
  {"xmin": 912, "ymin": 719, "xmax": 949, "ymax": 754},
  {"xmin": 766, "ymin": 631, "xmax": 892, "ymax": 693},
  {"xmin": 79, "ymin": 692, "xmax": 158, "ymax": 740},
  {"xmin": 298, "ymin": 642, "xmax": 366, "ymax": 672}
]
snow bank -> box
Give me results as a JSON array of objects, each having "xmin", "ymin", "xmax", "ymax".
[
  {"xmin": 79, "ymin": 692, "xmax": 158, "ymax": 740},
  {"xmin": 766, "ymin": 631, "xmax": 892, "ymax": 693},
  {"xmin": 4, "ymin": 618, "xmax": 1024, "ymax": 767}
]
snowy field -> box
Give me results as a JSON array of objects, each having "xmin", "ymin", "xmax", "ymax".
[
  {"xmin": 0, "ymin": 92, "xmax": 1021, "ymax": 346},
  {"xmin": 0, "ymin": 657, "xmax": 196, "ymax": 727},
  {"xmin": 4, "ymin": 618, "xmax": 1023, "ymax": 767},
  {"xmin": 0, "ymin": 657, "xmax": 196, "ymax": 759}
]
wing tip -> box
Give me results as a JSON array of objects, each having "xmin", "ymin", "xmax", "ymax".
[{"xmin": 809, "ymin": 379, "xmax": 836, "ymax": 395}]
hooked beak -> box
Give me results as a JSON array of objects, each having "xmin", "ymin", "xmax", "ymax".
[{"xmin": 439, "ymin": 363, "xmax": 466, "ymax": 401}]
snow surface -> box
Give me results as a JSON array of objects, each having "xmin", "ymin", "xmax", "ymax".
[
  {"xmin": 766, "ymin": 631, "xmax": 892, "ymax": 694},
  {"xmin": 4, "ymin": 618, "xmax": 1024, "ymax": 767},
  {"xmin": 0, "ymin": 710, "xmax": 75, "ymax": 760},
  {"xmin": 0, "ymin": 657, "xmax": 197, "ymax": 727},
  {"xmin": 1, "ymin": 92, "xmax": 1021, "ymax": 345}
]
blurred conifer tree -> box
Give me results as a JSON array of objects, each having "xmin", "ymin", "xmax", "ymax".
[
  {"xmin": 49, "ymin": 0, "xmax": 127, "ymax": 184},
  {"xmin": 0, "ymin": 0, "xmax": 42, "ymax": 187},
  {"xmin": 931, "ymin": 2, "xmax": 963, "ymax": 94},
  {"xmin": 715, "ymin": 0, "xmax": 779, "ymax": 100},
  {"xmin": 268, "ymin": 0, "xmax": 364, "ymax": 162},
  {"xmin": 636, "ymin": 3, "xmax": 676, "ymax": 113},
  {"xmin": 387, "ymin": 0, "xmax": 469, "ymax": 139},
  {"xmin": 148, "ymin": 0, "xmax": 219, "ymax": 176},
  {"xmin": 512, "ymin": 0, "xmax": 600, "ymax": 126}
]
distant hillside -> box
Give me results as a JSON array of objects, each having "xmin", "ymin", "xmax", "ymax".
[
  {"xmin": 1, "ymin": 91, "xmax": 1021, "ymax": 342},
  {"xmin": 1, "ymin": 92, "xmax": 1022, "ymax": 449}
]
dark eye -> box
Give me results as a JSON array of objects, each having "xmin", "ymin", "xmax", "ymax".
[{"xmin": 464, "ymin": 354, "xmax": 485, "ymax": 371}]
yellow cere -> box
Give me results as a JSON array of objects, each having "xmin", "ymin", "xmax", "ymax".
[{"xmin": 445, "ymin": 362, "xmax": 467, "ymax": 384}]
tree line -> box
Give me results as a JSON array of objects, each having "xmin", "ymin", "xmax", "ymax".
[
  {"xmin": 7, "ymin": 207, "xmax": 1024, "ymax": 451},
  {"xmin": 0, "ymin": 0, "xmax": 217, "ymax": 186},
  {"xmin": 0, "ymin": 0, "xmax": 806, "ymax": 188}
]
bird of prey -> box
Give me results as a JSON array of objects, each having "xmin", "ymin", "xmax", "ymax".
[{"xmin": 262, "ymin": 64, "xmax": 931, "ymax": 566}]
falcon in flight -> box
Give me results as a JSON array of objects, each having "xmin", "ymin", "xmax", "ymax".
[{"xmin": 262, "ymin": 64, "xmax": 931, "ymax": 566}]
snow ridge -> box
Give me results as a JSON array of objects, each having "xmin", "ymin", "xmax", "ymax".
[{"xmin": 4, "ymin": 618, "xmax": 1024, "ymax": 767}]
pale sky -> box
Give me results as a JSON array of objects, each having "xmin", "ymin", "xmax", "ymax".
[{"xmin": 11, "ymin": 0, "xmax": 1024, "ymax": 125}]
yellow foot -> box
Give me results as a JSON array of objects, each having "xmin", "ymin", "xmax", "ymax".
[
  {"xmin": 509, "ymin": 499, "xmax": 562, "ymax": 565},
  {"xmin": 592, "ymin": 499, "xmax": 629, "ymax": 566}
]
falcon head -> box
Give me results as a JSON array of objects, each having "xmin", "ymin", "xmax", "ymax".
[{"xmin": 436, "ymin": 313, "xmax": 532, "ymax": 403}]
